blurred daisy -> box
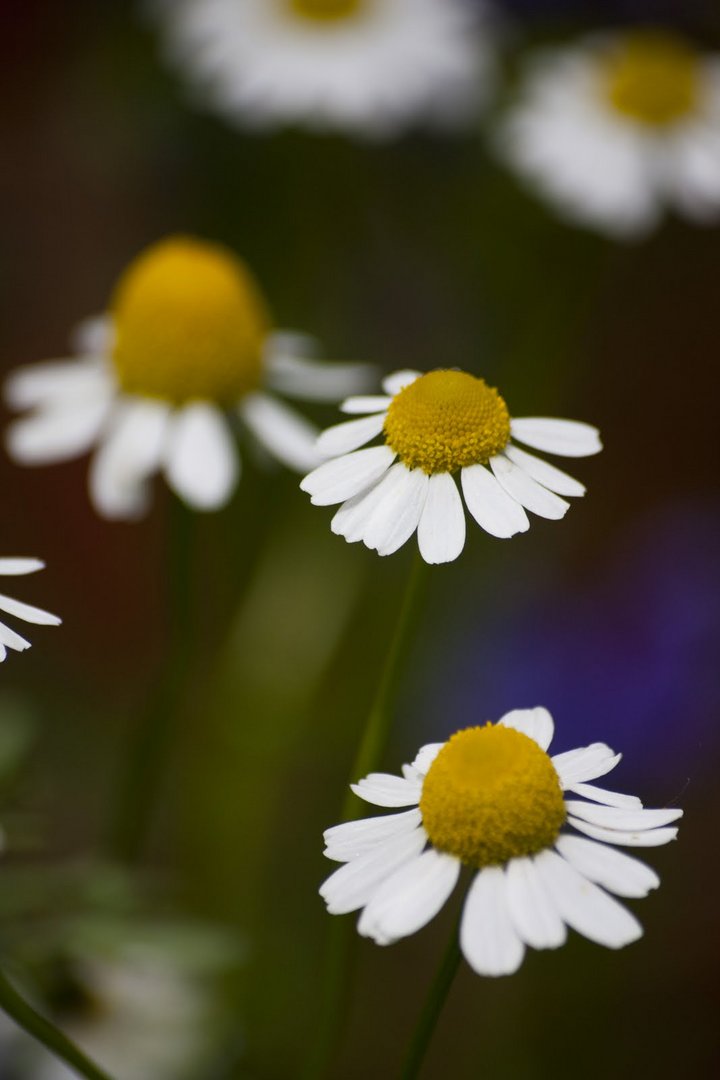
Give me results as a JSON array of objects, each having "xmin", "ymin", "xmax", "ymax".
[
  {"xmin": 153, "ymin": 0, "xmax": 491, "ymax": 138},
  {"xmin": 5, "ymin": 236, "xmax": 371, "ymax": 519},
  {"xmin": 300, "ymin": 369, "xmax": 601, "ymax": 563},
  {"xmin": 498, "ymin": 30, "xmax": 720, "ymax": 237},
  {"xmin": 0, "ymin": 559, "xmax": 60, "ymax": 661},
  {"xmin": 321, "ymin": 708, "xmax": 682, "ymax": 975}
]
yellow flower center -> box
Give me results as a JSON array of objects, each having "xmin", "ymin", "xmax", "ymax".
[
  {"xmin": 110, "ymin": 236, "xmax": 270, "ymax": 405},
  {"xmin": 286, "ymin": 0, "xmax": 364, "ymax": 23},
  {"xmin": 605, "ymin": 32, "xmax": 699, "ymax": 126},
  {"xmin": 383, "ymin": 371, "xmax": 511, "ymax": 474},
  {"xmin": 420, "ymin": 725, "xmax": 566, "ymax": 869}
]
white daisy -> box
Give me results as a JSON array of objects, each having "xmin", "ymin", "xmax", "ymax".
[
  {"xmin": 152, "ymin": 0, "xmax": 491, "ymax": 138},
  {"xmin": 321, "ymin": 708, "xmax": 682, "ymax": 975},
  {"xmin": 4, "ymin": 236, "xmax": 372, "ymax": 520},
  {"xmin": 300, "ymin": 368, "xmax": 601, "ymax": 563},
  {"xmin": 0, "ymin": 558, "xmax": 61, "ymax": 661},
  {"xmin": 497, "ymin": 30, "xmax": 720, "ymax": 238}
]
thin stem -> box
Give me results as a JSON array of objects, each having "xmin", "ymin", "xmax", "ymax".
[
  {"xmin": 400, "ymin": 921, "xmax": 462, "ymax": 1080},
  {"xmin": 0, "ymin": 967, "xmax": 114, "ymax": 1080}
]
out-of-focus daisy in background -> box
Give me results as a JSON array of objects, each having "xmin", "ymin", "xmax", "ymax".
[
  {"xmin": 151, "ymin": 0, "xmax": 493, "ymax": 138},
  {"xmin": 4, "ymin": 236, "xmax": 372, "ymax": 520},
  {"xmin": 498, "ymin": 30, "xmax": 720, "ymax": 238},
  {"xmin": 301, "ymin": 369, "xmax": 601, "ymax": 563},
  {"xmin": 0, "ymin": 559, "xmax": 60, "ymax": 661},
  {"xmin": 321, "ymin": 708, "xmax": 682, "ymax": 975}
]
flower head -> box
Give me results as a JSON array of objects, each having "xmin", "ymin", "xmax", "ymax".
[
  {"xmin": 497, "ymin": 30, "xmax": 720, "ymax": 237},
  {"xmin": 0, "ymin": 558, "xmax": 61, "ymax": 661},
  {"xmin": 300, "ymin": 369, "xmax": 601, "ymax": 563},
  {"xmin": 4, "ymin": 236, "xmax": 372, "ymax": 519},
  {"xmin": 320, "ymin": 708, "xmax": 682, "ymax": 975}
]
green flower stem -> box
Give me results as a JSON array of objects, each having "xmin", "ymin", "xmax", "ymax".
[
  {"xmin": 0, "ymin": 967, "xmax": 114, "ymax": 1080},
  {"xmin": 304, "ymin": 550, "xmax": 430, "ymax": 1080},
  {"xmin": 106, "ymin": 496, "xmax": 194, "ymax": 862},
  {"xmin": 400, "ymin": 920, "xmax": 462, "ymax": 1080}
]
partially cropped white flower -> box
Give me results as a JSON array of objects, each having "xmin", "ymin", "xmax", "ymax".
[
  {"xmin": 300, "ymin": 369, "xmax": 601, "ymax": 563},
  {"xmin": 498, "ymin": 30, "xmax": 720, "ymax": 237},
  {"xmin": 153, "ymin": 0, "xmax": 491, "ymax": 138},
  {"xmin": 321, "ymin": 709, "xmax": 682, "ymax": 975},
  {"xmin": 0, "ymin": 559, "xmax": 60, "ymax": 661},
  {"xmin": 4, "ymin": 236, "xmax": 372, "ymax": 520}
]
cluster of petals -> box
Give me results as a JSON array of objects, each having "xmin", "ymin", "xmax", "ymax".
[
  {"xmin": 0, "ymin": 559, "xmax": 61, "ymax": 661},
  {"xmin": 320, "ymin": 708, "xmax": 682, "ymax": 975}
]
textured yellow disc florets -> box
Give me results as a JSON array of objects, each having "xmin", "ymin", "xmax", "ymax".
[
  {"xmin": 287, "ymin": 0, "xmax": 363, "ymax": 23},
  {"xmin": 383, "ymin": 371, "xmax": 511, "ymax": 474},
  {"xmin": 420, "ymin": 725, "xmax": 566, "ymax": 869},
  {"xmin": 605, "ymin": 32, "xmax": 699, "ymax": 126},
  {"xmin": 111, "ymin": 236, "xmax": 270, "ymax": 405}
]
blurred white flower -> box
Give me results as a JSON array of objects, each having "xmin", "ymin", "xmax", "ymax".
[
  {"xmin": 301, "ymin": 369, "xmax": 600, "ymax": 563},
  {"xmin": 4, "ymin": 236, "xmax": 372, "ymax": 520},
  {"xmin": 498, "ymin": 30, "xmax": 720, "ymax": 237},
  {"xmin": 152, "ymin": 0, "xmax": 493, "ymax": 137},
  {"xmin": 0, "ymin": 559, "xmax": 60, "ymax": 661},
  {"xmin": 321, "ymin": 708, "xmax": 683, "ymax": 975}
]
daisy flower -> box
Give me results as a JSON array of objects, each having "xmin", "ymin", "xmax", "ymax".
[
  {"xmin": 300, "ymin": 369, "xmax": 601, "ymax": 563},
  {"xmin": 4, "ymin": 236, "xmax": 372, "ymax": 519},
  {"xmin": 0, "ymin": 559, "xmax": 61, "ymax": 661},
  {"xmin": 498, "ymin": 30, "xmax": 720, "ymax": 238},
  {"xmin": 152, "ymin": 0, "xmax": 491, "ymax": 138},
  {"xmin": 320, "ymin": 708, "xmax": 682, "ymax": 975}
]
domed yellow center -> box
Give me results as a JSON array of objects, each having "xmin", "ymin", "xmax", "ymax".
[
  {"xmin": 287, "ymin": 0, "xmax": 363, "ymax": 23},
  {"xmin": 383, "ymin": 370, "xmax": 511, "ymax": 474},
  {"xmin": 420, "ymin": 725, "xmax": 566, "ymax": 869},
  {"xmin": 110, "ymin": 237, "xmax": 270, "ymax": 405},
  {"xmin": 605, "ymin": 33, "xmax": 699, "ymax": 126}
]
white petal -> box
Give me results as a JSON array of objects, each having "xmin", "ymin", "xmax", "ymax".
[
  {"xmin": 411, "ymin": 743, "xmax": 445, "ymax": 776},
  {"xmin": 0, "ymin": 621, "xmax": 31, "ymax": 653},
  {"xmin": 357, "ymin": 464, "xmax": 429, "ymax": 557},
  {"xmin": 300, "ymin": 445, "xmax": 395, "ymax": 506},
  {"xmin": 240, "ymin": 391, "xmax": 320, "ymax": 472},
  {"xmin": 563, "ymin": 801, "xmax": 682, "ymax": 832},
  {"xmin": 460, "ymin": 464, "xmax": 530, "ymax": 538},
  {"xmin": 568, "ymin": 783, "xmax": 642, "ymax": 810},
  {"xmin": 0, "ymin": 593, "xmax": 60, "ymax": 626},
  {"xmin": 70, "ymin": 314, "xmax": 113, "ymax": 357},
  {"xmin": 498, "ymin": 707, "xmax": 554, "ymax": 750},
  {"xmin": 6, "ymin": 397, "xmax": 111, "ymax": 465},
  {"xmin": 323, "ymin": 809, "xmax": 423, "ymax": 862},
  {"xmin": 89, "ymin": 399, "xmax": 171, "ymax": 519},
  {"xmin": 460, "ymin": 867, "xmax": 525, "ymax": 976},
  {"xmin": 319, "ymin": 828, "xmax": 427, "ymax": 915},
  {"xmin": 357, "ymin": 850, "xmax": 461, "ymax": 945},
  {"xmin": 505, "ymin": 857, "xmax": 566, "ymax": 949},
  {"xmin": 490, "ymin": 454, "xmax": 569, "ymax": 520},
  {"xmin": 316, "ymin": 413, "xmax": 386, "ymax": 458},
  {"xmin": 4, "ymin": 359, "xmax": 110, "ymax": 410},
  {"xmin": 382, "ymin": 370, "xmax": 421, "ymax": 395},
  {"xmin": 0, "ymin": 559, "xmax": 44, "ymax": 576},
  {"xmin": 555, "ymin": 834, "xmax": 659, "ymax": 899},
  {"xmin": 263, "ymin": 345, "xmax": 375, "ymax": 402},
  {"xmin": 510, "ymin": 418, "xmax": 602, "ymax": 458},
  {"xmin": 351, "ymin": 772, "xmax": 423, "ymax": 808},
  {"xmin": 417, "ymin": 473, "xmax": 466, "ymax": 564},
  {"xmin": 567, "ymin": 816, "xmax": 679, "ymax": 848},
  {"xmin": 331, "ymin": 476, "xmax": 394, "ymax": 543},
  {"xmin": 534, "ymin": 849, "xmax": 642, "ymax": 949},
  {"xmin": 553, "ymin": 744, "xmax": 621, "ymax": 787},
  {"xmin": 340, "ymin": 396, "xmax": 392, "ymax": 415},
  {"xmin": 504, "ymin": 444, "xmax": 586, "ymax": 497},
  {"xmin": 165, "ymin": 403, "xmax": 238, "ymax": 510}
]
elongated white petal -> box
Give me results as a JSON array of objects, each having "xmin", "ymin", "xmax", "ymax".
[
  {"xmin": 461, "ymin": 464, "xmax": 530, "ymax": 538},
  {"xmin": 340, "ymin": 396, "xmax": 392, "ymax": 415},
  {"xmin": 417, "ymin": 472, "xmax": 466, "ymax": 564},
  {"xmin": 0, "ymin": 559, "xmax": 44, "ymax": 576},
  {"xmin": 351, "ymin": 772, "xmax": 422, "ymax": 808},
  {"xmin": 505, "ymin": 444, "xmax": 586, "ymax": 497},
  {"xmin": 323, "ymin": 809, "xmax": 423, "ymax": 862},
  {"xmin": 241, "ymin": 391, "xmax": 320, "ymax": 472},
  {"xmin": 357, "ymin": 850, "xmax": 460, "ymax": 945},
  {"xmin": 510, "ymin": 418, "xmax": 602, "ymax": 458},
  {"xmin": 264, "ymin": 348, "xmax": 375, "ymax": 402},
  {"xmin": 505, "ymin": 857, "xmax": 566, "ymax": 949},
  {"xmin": 0, "ymin": 593, "xmax": 60, "ymax": 627},
  {"xmin": 0, "ymin": 621, "xmax": 31, "ymax": 653},
  {"xmin": 567, "ymin": 816, "xmax": 679, "ymax": 847},
  {"xmin": 534, "ymin": 849, "xmax": 642, "ymax": 948},
  {"xmin": 300, "ymin": 445, "xmax": 395, "ymax": 506},
  {"xmin": 498, "ymin": 707, "xmax": 554, "ymax": 750},
  {"xmin": 319, "ymin": 828, "xmax": 427, "ymax": 915},
  {"xmin": 382, "ymin": 370, "xmax": 421, "ymax": 396},
  {"xmin": 461, "ymin": 867, "xmax": 525, "ymax": 976},
  {"xmin": 555, "ymin": 835, "xmax": 659, "ymax": 899},
  {"xmin": 331, "ymin": 477, "xmax": 392, "ymax": 543},
  {"xmin": 553, "ymin": 744, "xmax": 621, "ymax": 787},
  {"xmin": 568, "ymin": 783, "xmax": 642, "ymax": 809},
  {"xmin": 89, "ymin": 399, "xmax": 171, "ymax": 519},
  {"xmin": 316, "ymin": 413, "xmax": 386, "ymax": 458},
  {"xmin": 5, "ymin": 359, "xmax": 110, "ymax": 410},
  {"xmin": 7, "ymin": 397, "xmax": 111, "ymax": 465},
  {"xmin": 563, "ymin": 801, "xmax": 682, "ymax": 832},
  {"xmin": 165, "ymin": 404, "xmax": 238, "ymax": 510},
  {"xmin": 490, "ymin": 454, "xmax": 569, "ymax": 520},
  {"xmin": 70, "ymin": 315, "xmax": 113, "ymax": 357},
  {"xmin": 411, "ymin": 743, "xmax": 445, "ymax": 776},
  {"xmin": 358, "ymin": 464, "xmax": 428, "ymax": 557}
]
